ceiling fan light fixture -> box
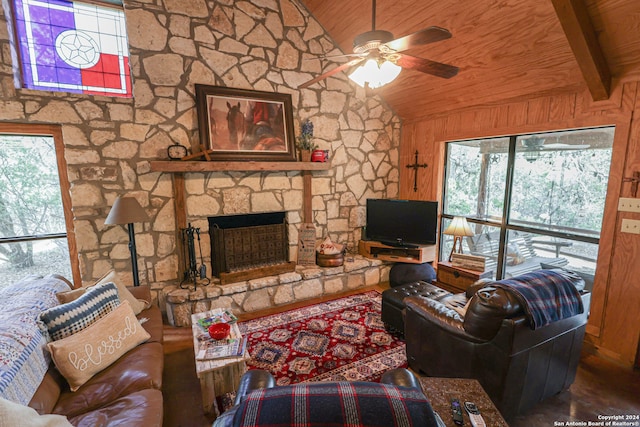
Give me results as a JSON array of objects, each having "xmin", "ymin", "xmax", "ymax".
[{"xmin": 348, "ymin": 58, "xmax": 401, "ymax": 89}]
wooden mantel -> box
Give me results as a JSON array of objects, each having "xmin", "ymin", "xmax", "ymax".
[{"xmin": 150, "ymin": 160, "xmax": 331, "ymax": 173}]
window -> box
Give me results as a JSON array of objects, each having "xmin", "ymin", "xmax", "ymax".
[
  {"xmin": 10, "ymin": 0, "xmax": 131, "ymax": 97},
  {"xmin": 441, "ymin": 127, "xmax": 614, "ymax": 286},
  {"xmin": 0, "ymin": 124, "xmax": 78, "ymax": 287}
]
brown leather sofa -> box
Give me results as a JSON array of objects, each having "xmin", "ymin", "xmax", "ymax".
[
  {"xmin": 404, "ymin": 270, "xmax": 590, "ymax": 420},
  {"xmin": 28, "ymin": 286, "xmax": 164, "ymax": 426}
]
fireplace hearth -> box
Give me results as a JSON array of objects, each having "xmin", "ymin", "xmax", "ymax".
[{"xmin": 208, "ymin": 212, "xmax": 295, "ymax": 284}]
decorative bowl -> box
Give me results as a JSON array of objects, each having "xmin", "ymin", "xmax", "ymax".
[
  {"xmin": 316, "ymin": 251, "xmax": 345, "ymax": 267},
  {"xmin": 208, "ymin": 323, "xmax": 230, "ymax": 340}
]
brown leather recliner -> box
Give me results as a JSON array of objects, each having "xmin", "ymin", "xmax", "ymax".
[{"xmin": 404, "ymin": 270, "xmax": 590, "ymax": 420}]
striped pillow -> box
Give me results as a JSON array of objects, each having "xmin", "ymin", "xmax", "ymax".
[{"xmin": 39, "ymin": 282, "xmax": 120, "ymax": 341}]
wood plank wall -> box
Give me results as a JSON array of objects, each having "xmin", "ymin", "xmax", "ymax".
[{"xmin": 399, "ymin": 81, "xmax": 640, "ymax": 368}]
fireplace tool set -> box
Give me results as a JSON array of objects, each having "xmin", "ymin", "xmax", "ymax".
[{"xmin": 180, "ymin": 223, "xmax": 209, "ymax": 289}]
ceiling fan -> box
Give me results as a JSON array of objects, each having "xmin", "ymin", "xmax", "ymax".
[{"xmin": 298, "ymin": 0, "xmax": 459, "ymax": 90}]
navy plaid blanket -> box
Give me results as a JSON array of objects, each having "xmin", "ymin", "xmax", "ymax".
[
  {"xmin": 231, "ymin": 381, "xmax": 438, "ymax": 426},
  {"xmin": 492, "ymin": 269, "xmax": 584, "ymax": 329}
]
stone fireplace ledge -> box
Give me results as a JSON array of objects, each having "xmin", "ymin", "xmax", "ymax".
[{"xmin": 164, "ymin": 255, "xmax": 391, "ymax": 327}]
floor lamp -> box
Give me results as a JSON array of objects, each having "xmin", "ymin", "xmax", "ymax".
[
  {"xmin": 105, "ymin": 196, "xmax": 149, "ymax": 286},
  {"xmin": 443, "ymin": 216, "xmax": 474, "ymax": 262}
]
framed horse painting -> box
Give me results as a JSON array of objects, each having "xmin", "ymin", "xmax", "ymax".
[{"xmin": 195, "ymin": 85, "xmax": 297, "ymax": 161}]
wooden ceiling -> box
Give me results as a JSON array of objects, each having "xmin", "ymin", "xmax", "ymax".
[{"xmin": 299, "ymin": 0, "xmax": 640, "ymax": 121}]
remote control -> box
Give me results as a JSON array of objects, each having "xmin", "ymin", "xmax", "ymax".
[
  {"xmin": 464, "ymin": 401, "xmax": 486, "ymax": 427},
  {"xmin": 451, "ymin": 398, "xmax": 464, "ymax": 425}
]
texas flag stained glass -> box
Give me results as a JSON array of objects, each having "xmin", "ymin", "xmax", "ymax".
[{"xmin": 13, "ymin": 0, "xmax": 132, "ymax": 97}]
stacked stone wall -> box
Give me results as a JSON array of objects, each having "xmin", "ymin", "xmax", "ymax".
[
  {"xmin": 0, "ymin": 0, "xmax": 400, "ymax": 308},
  {"xmin": 165, "ymin": 256, "xmax": 390, "ymax": 326}
]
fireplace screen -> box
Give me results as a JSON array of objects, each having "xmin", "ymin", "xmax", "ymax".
[{"xmin": 209, "ymin": 212, "xmax": 288, "ymax": 278}]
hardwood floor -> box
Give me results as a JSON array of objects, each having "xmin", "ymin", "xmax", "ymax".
[
  {"xmin": 162, "ymin": 325, "xmax": 212, "ymax": 427},
  {"xmin": 162, "ymin": 287, "xmax": 640, "ymax": 426},
  {"xmin": 510, "ymin": 352, "xmax": 640, "ymax": 426}
]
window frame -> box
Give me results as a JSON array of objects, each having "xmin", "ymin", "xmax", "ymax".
[
  {"xmin": 440, "ymin": 127, "xmax": 611, "ymax": 279},
  {"xmin": 0, "ymin": 123, "xmax": 80, "ymax": 286}
]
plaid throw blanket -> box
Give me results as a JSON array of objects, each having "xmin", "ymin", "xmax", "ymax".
[
  {"xmin": 492, "ymin": 269, "xmax": 583, "ymax": 330},
  {"xmin": 230, "ymin": 381, "xmax": 438, "ymax": 427}
]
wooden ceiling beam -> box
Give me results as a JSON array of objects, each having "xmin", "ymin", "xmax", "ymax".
[{"xmin": 551, "ymin": 0, "xmax": 611, "ymax": 101}]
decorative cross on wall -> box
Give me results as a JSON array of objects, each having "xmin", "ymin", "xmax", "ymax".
[
  {"xmin": 623, "ymin": 171, "xmax": 640, "ymax": 197},
  {"xmin": 406, "ymin": 150, "xmax": 428, "ymax": 192}
]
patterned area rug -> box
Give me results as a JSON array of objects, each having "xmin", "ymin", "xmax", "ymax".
[{"xmin": 237, "ymin": 290, "xmax": 407, "ymax": 386}]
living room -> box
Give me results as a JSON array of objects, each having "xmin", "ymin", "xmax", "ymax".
[{"xmin": 0, "ymin": 0, "xmax": 639, "ymax": 425}]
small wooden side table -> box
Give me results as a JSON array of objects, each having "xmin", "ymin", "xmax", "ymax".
[
  {"xmin": 419, "ymin": 377, "xmax": 508, "ymax": 426},
  {"xmin": 191, "ymin": 309, "xmax": 249, "ymax": 416},
  {"xmin": 435, "ymin": 261, "xmax": 492, "ymax": 293}
]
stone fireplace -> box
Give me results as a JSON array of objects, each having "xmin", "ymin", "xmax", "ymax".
[
  {"xmin": 208, "ymin": 211, "xmax": 295, "ymax": 284},
  {"xmin": 163, "ymin": 254, "xmax": 392, "ymax": 327}
]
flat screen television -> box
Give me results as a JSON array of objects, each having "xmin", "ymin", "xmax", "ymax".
[{"xmin": 365, "ymin": 198, "xmax": 438, "ymax": 247}]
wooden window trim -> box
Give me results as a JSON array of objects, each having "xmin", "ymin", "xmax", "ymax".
[{"xmin": 0, "ymin": 123, "xmax": 80, "ymax": 287}]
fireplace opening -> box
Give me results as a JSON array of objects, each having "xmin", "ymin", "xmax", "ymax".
[{"xmin": 208, "ymin": 212, "xmax": 295, "ymax": 284}]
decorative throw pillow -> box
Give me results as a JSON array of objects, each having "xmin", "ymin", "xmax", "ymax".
[
  {"xmin": 56, "ymin": 288, "xmax": 85, "ymax": 304},
  {"xmin": 93, "ymin": 270, "xmax": 149, "ymax": 315},
  {"xmin": 56, "ymin": 270, "xmax": 150, "ymax": 315},
  {"xmin": 47, "ymin": 301, "xmax": 150, "ymax": 392},
  {"xmin": 0, "ymin": 398, "xmax": 73, "ymax": 427},
  {"xmin": 39, "ymin": 282, "xmax": 120, "ymax": 342}
]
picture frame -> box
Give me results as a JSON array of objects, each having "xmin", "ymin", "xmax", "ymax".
[{"xmin": 195, "ymin": 84, "xmax": 297, "ymax": 161}]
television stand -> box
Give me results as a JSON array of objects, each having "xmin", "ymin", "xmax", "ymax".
[
  {"xmin": 377, "ymin": 239, "xmax": 419, "ymax": 249},
  {"xmin": 358, "ymin": 240, "xmax": 436, "ymax": 264}
]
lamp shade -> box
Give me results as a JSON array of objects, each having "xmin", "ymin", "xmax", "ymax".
[
  {"xmin": 443, "ymin": 216, "xmax": 474, "ymax": 237},
  {"xmin": 105, "ymin": 196, "xmax": 149, "ymax": 225}
]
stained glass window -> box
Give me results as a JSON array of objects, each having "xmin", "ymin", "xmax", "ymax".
[{"xmin": 11, "ymin": 0, "xmax": 132, "ymax": 97}]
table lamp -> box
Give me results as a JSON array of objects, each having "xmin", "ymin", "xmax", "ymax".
[
  {"xmin": 105, "ymin": 196, "xmax": 149, "ymax": 286},
  {"xmin": 443, "ymin": 216, "xmax": 474, "ymax": 262}
]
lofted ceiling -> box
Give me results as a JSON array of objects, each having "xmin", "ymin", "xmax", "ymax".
[{"xmin": 299, "ymin": 0, "xmax": 640, "ymax": 122}]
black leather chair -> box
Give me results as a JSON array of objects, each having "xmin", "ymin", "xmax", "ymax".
[
  {"xmin": 403, "ymin": 269, "xmax": 590, "ymax": 420},
  {"xmin": 213, "ymin": 368, "xmax": 439, "ymax": 427}
]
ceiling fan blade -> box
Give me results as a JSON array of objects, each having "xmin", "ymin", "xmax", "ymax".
[
  {"xmin": 308, "ymin": 53, "xmax": 366, "ymax": 60},
  {"xmin": 380, "ymin": 26, "xmax": 452, "ymax": 53},
  {"xmin": 395, "ymin": 53, "xmax": 459, "ymax": 79},
  {"xmin": 298, "ymin": 58, "xmax": 365, "ymax": 89}
]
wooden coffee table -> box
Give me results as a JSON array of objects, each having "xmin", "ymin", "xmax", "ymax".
[
  {"xmin": 191, "ymin": 309, "xmax": 249, "ymax": 415},
  {"xmin": 419, "ymin": 377, "xmax": 509, "ymax": 426}
]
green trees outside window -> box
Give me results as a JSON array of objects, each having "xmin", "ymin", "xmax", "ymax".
[
  {"xmin": 441, "ymin": 127, "xmax": 614, "ymax": 284},
  {"xmin": 0, "ymin": 134, "xmax": 72, "ymax": 284}
]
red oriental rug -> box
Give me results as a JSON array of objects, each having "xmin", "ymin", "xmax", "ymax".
[{"xmin": 237, "ymin": 290, "xmax": 407, "ymax": 386}]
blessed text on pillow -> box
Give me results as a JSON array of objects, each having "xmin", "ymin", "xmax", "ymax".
[{"xmin": 47, "ymin": 301, "xmax": 150, "ymax": 392}]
